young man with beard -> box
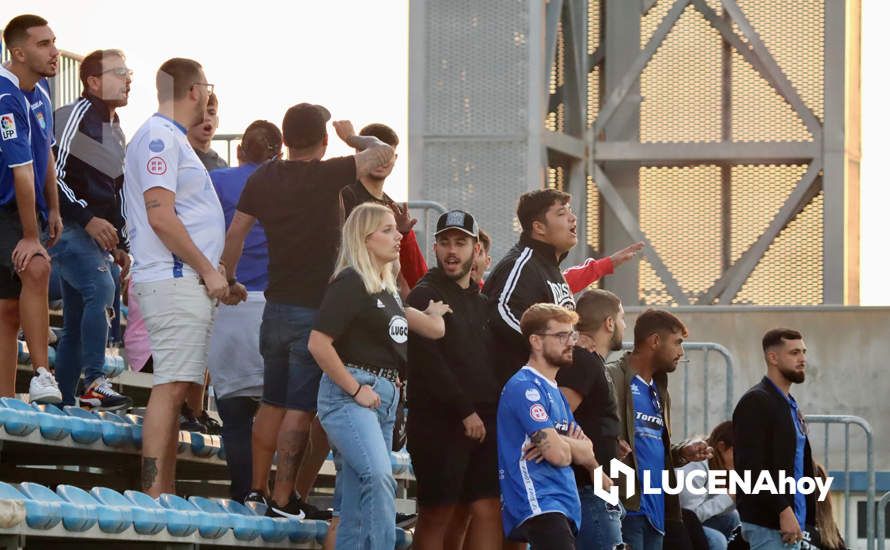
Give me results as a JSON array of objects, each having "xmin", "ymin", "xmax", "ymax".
[
  {"xmin": 406, "ymin": 210, "xmax": 502, "ymax": 550},
  {"xmin": 187, "ymin": 92, "xmax": 227, "ymax": 172},
  {"xmin": 51, "ymin": 48, "xmax": 133, "ymax": 410},
  {"xmin": 0, "ymin": 14, "xmax": 63, "ymax": 402},
  {"xmin": 124, "ymin": 58, "xmax": 227, "ymax": 496},
  {"xmin": 733, "ymin": 329, "xmax": 814, "ymax": 550},
  {"xmin": 556, "ymin": 289, "xmax": 628, "ymax": 549},
  {"xmin": 497, "ymin": 303, "xmax": 597, "ymax": 549},
  {"xmin": 220, "ymin": 104, "xmax": 394, "ymax": 518},
  {"xmin": 607, "ymin": 309, "xmax": 712, "ymax": 550}
]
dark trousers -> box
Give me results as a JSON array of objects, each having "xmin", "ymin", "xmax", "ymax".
[
  {"xmin": 217, "ymin": 395, "xmax": 261, "ymax": 501},
  {"xmin": 512, "ymin": 512, "xmax": 576, "ymax": 550}
]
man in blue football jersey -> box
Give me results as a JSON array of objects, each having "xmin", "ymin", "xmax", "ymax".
[
  {"xmin": 497, "ymin": 303, "xmax": 599, "ymax": 549},
  {"xmin": 0, "ymin": 14, "xmax": 64, "ymax": 403}
]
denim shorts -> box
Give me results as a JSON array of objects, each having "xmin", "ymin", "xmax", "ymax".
[{"xmin": 259, "ymin": 301, "xmax": 322, "ymax": 411}]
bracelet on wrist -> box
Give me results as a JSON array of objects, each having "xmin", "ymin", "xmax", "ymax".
[
  {"xmin": 351, "ymin": 384, "xmax": 364, "ymax": 398},
  {"xmin": 227, "ymin": 278, "xmax": 237, "ymax": 286}
]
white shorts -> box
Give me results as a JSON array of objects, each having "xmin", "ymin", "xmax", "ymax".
[{"xmin": 133, "ymin": 277, "xmax": 215, "ymax": 386}]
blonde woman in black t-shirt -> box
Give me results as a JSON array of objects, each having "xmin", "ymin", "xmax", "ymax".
[{"xmin": 308, "ymin": 203, "xmax": 449, "ymax": 549}]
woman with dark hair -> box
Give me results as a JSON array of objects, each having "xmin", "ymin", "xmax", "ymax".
[
  {"xmin": 810, "ymin": 463, "xmax": 848, "ymax": 550},
  {"xmin": 678, "ymin": 421, "xmax": 742, "ymax": 550}
]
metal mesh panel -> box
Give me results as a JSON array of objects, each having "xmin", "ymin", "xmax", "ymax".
[
  {"xmin": 729, "ymin": 164, "xmax": 808, "ymax": 263},
  {"xmin": 640, "ymin": 5, "xmax": 723, "ymax": 143},
  {"xmin": 547, "ymin": 165, "xmax": 566, "ymax": 190},
  {"xmin": 734, "ymin": 191, "xmax": 824, "ymax": 305},
  {"xmin": 425, "ymin": 1, "xmax": 530, "ymax": 136},
  {"xmin": 421, "ymin": 141, "xmax": 527, "ymax": 264},
  {"xmin": 734, "ymin": 0, "xmax": 824, "ymax": 121},
  {"xmin": 639, "ymin": 166, "xmax": 723, "ymax": 303}
]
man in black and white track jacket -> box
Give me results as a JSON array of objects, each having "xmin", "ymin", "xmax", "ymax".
[{"xmin": 483, "ymin": 188, "xmax": 578, "ymax": 385}]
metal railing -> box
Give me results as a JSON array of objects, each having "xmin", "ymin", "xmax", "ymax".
[
  {"xmin": 406, "ymin": 200, "xmax": 448, "ymax": 265},
  {"xmin": 618, "ymin": 341, "xmax": 735, "ymax": 438},
  {"xmin": 805, "ymin": 415, "xmax": 876, "ymax": 550},
  {"xmin": 879, "ymin": 491, "xmax": 889, "ymax": 550}
]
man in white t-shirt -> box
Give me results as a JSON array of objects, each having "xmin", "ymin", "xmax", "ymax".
[{"xmin": 123, "ymin": 57, "xmax": 226, "ymax": 497}]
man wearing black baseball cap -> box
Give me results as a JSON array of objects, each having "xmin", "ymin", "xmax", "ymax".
[
  {"xmin": 407, "ymin": 210, "xmax": 503, "ymax": 549},
  {"xmin": 220, "ymin": 102, "xmax": 394, "ymax": 518}
]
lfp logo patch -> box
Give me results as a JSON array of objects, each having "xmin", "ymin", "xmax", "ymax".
[{"xmin": 0, "ymin": 114, "xmax": 17, "ymax": 140}]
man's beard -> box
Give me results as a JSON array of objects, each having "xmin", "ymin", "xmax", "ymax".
[
  {"xmin": 436, "ymin": 255, "xmax": 474, "ymax": 281},
  {"xmin": 609, "ymin": 331, "xmax": 623, "ymax": 352},
  {"xmin": 544, "ymin": 347, "xmax": 573, "ymax": 368},
  {"xmin": 781, "ymin": 366, "xmax": 805, "ymax": 384}
]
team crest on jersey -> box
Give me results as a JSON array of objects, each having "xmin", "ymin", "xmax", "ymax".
[
  {"xmin": 525, "ymin": 388, "xmax": 541, "ymax": 401},
  {"xmin": 0, "ymin": 114, "xmax": 16, "ymax": 140},
  {"xmin": 34, "ymin": 111, "xmax": 46, "ymax": 130},
  {"xmin": 529, "ymin": 404, "xmax": 548, "ymax": 422},
  {"xmin": 149, "ymin": 139, "xmax": 165, "ymax": 153},
  {"xmin": 388, "ymin": 316, "xmax": 408, "ymax": 344},
  {"xmin": 146, "ymin": 157, "xmax": 167, "ymax": 175},
  {"xmin": 547, "ymin": 281, "xmax": 575, "ymax": 309},
  {"xmin": 631, "ymin": 383, "xmax": 641, "ymax": 396}
]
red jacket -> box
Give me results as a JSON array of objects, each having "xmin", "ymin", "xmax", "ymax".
[
  {"xmin": 477, "ymin": 256, "xmax": 614, "ymax": 292},
  {"xmin": 399, "ymin": 230, "xmax": 428, "ymax": 288}
]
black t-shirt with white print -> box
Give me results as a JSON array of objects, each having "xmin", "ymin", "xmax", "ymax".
[{"xmin": 314, "ymin": 267, "xmax": 407, "ymax": 375}]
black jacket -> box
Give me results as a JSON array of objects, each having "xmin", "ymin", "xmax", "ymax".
[
  {"xmin": 53, "ymin": 93, "xmax": 128, "ymax": 250},
  {"xmin": 733, "ymin": 376, "xmax": 815, "ymax": 530},
  {"xmin": 482, "ymin": 234, "xmax": 574, "ymax": 384},
  {"xmin": 406, "ymin": 268, "xmax": 499, "ymax": 418}
]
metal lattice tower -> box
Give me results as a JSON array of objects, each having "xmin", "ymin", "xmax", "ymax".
[{"xmin": 409, "ymin": 0, "xmax": 860, "ymax": 306}]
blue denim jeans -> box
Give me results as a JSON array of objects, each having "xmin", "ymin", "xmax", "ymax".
[
  {"xmin": 259, "ymin": 302, "xmax": 321, "ymax": 411},
  {"xmin": 217, "ymin": 395, "xmax": 261, "ymax": 502},
  {"xmin": 740, "ymin": 521, "xmax": 801, "ymax": 550},
  {"xmin": 318, "ymin": 368, "xmax": 399, "ymax": 550},
  {"xmin": 577, "ymin": 485, "xmax": 624, "ymax": 550},
  {"xmin": 622, "ymin": 513, "xmax": 664, "ymax": 550},
  {"xmin": 51, "ymin": 224, "xmax": 116, "ymax": 405},
  {"xmin": 704, "ymin": 510, "xmax": 740, "ymax": 539}
]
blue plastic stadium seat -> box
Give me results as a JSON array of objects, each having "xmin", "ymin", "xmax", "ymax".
[
  {"xmin": 396, "ymin": 526, "xmax": 413, "ymax": 549},
  {"xmin": 218, "ymin": 498, "xmax": 288, "ymax": 543},
  {"xmin": 158, "ymin": 493, "xmax": 227, "ymax": 539},
  {"xmin": 122, "ymin": 414, "xmax": 144, "ymax": 448},
  {"xmin": 46, "ymin": 346, "xmax": 56, "ymax": 368},
  {"xmin": 0, "ymin": 481, "xmax": 59, "ymax": 529},
  {"xmin": 101, "ymin": 355, "xmax": 126, "ymax": 379},
  {"xmin": 18, "ymin": 482, "xmax": 95, "ymax": 532},
  {"xmin": 91, "ymin": 487, "xmax": 164, "ymax": 535},
  {"xmin": 89, "ymin": 410, "xmax": 133, "ymax": 448},
  {"xmin": 0, "ymin": 397, "xmax": 38, "ymax": 436},
  {"xmin": 16, "ymin": 340, "xmax": 29, "ymax": 364},
  {"xmin": 217, "ymin": 440, "xmax": 226, "ymax": 461},
  {"xmin": 188, "ymin": 432, "xmax": 221, "ymax": 458},
  {"xmin": 31, "ymin": 403, "xmax": 72, "ymax": 441},
  {"xmin": 125, "ymin": 490, "xmax": 197, "ymax": 537},
  {"xmin": 190, "ymin": 496, "xmax": 258, "ymax": 541},
  {"xmin": 59, "ymin": 406, "xmax": 102, "ymax": 444},
  {"xmin": 56, "ymin": 485, "xmax": 129, "ymax": 534},
  {"xmin": 391, "ymin": 450, "xmax": 411, "ymax": 475},
  {"xmin": 287, "ymin": 518, "xmax": 320, "ymax": 544},
  {"xmin": 314, "ymin": 519, "xmax": 329, "ymax": 545}
]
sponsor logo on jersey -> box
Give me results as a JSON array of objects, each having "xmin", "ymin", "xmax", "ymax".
[
  {"xmin": 149, "ymin": 139, "xmax": 165, "ymax": 153},
  {"xmin": 525, "ymin": 388, "xmax": 541, "ymax": 401}
]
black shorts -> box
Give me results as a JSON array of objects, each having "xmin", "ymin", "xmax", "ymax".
[
  {"xmin": 0, "ymin": 206, "xmax": 24, "ymax": 300},
  {"xmin": 406, "ymin": 407, "xmax": 499, "ymax": 507},
  {"xmin": 510, "ymin": 512, "xmax": 576, "ymax": 549}
]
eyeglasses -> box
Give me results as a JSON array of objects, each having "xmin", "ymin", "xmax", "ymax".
[
  {"xmin": 101, "ymin": 67, "xmax": 133, "ymax": 78},
  {"xmin": 191, "ymin": 82, "xmax": 215, "ymax": 95},
  {"xmin": 535, "ymin": 330, "xmax": 579, "ymax": 344}
]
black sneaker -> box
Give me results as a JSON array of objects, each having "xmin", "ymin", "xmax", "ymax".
[
  {"xmin": 197, "ymin": 411, "xmax": 222, "ymax": 435},
  {"xmin": 300, "ymin": 499, "xmax": 333, "ymax": 521},
  {"xmin": 396, "ymin": 512, "xmax": 417, "ymax": 529},
  {"xmin": 265, "ymin": 494, "xmax": 305, "ymax": 520}
]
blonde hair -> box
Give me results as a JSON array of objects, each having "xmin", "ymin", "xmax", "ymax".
[{"xmin": 334, "ymin": 203, "xmax": 400, "ymax": 295}]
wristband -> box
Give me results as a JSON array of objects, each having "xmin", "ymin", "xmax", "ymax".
[
  {"xmin": 227, "ymin": 278, "xmax": 237, "ymax": 286},
  {"xmin": 351, "ymin": 384, "xmax": 364, "ymax": 398}
]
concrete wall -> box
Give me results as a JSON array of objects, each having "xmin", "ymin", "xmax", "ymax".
[{"xmin": 616, "ymin": 306, "xmax": 890, "ymax": 472}]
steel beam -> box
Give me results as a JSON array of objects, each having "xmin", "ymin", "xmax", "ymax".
[
  {"xmin": 704, "ymin": 0, "xmax": 822, "ymax": 139},
  {"xmin": 591, "ymin": 162, "xmax": 690, "ymax": 304},
  {"xmin": 698, "ymin": 160, "xmax": 824, "ymax": 304},
  {"xmin": 593, "ymin": 141, "xmax": 818, "ymax": 164}
]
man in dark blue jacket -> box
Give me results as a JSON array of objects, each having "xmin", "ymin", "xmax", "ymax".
[{"xmin": 51, "ymin": 49, "xmax": 132, "ymax": 409}]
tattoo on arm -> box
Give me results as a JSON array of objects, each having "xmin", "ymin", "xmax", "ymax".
[
  {"xmin": 141, "ymin": 456, "xmax": 158, "ymax": 490},
  {"xmin": 144, "ymin": 199, "xmax": 161, "ymax": 211},
  {"xmin": 355, "ymin": 144, "xmax": 394, "ymax": 176},
  {"xmin": 345, "ymin": 134, "xmax": 385, "ymax": 151},
  {"xmin": 530, "ymin": 430, "xmax": 551, "ymax": 451}
]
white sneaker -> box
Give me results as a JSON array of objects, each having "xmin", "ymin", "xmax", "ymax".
[{"xmin": 29, "ymin": 367, "xmax": 62, "ymax": 404}]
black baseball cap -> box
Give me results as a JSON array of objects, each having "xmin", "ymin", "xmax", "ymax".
[
  {"xmin": 282, "ymin": 103, "xmax": 331, "ymax": 148},
  {"xmin": 435, "ymin": 210, "xmax": 479, "ymax": 238}
]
